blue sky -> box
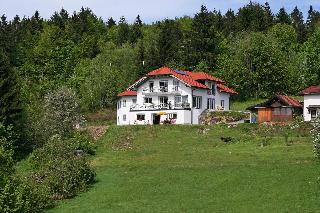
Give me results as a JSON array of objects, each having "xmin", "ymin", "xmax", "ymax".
[{"xmin": 2, "ymin": 0, "xmax": 320, "ymax": 23}]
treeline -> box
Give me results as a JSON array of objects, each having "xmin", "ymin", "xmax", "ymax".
[{"xmin": 1, "ymin": 2, "xmax": 320, "ymax": 211}]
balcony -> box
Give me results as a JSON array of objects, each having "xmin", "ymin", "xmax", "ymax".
[
  {"xmin": 130, "ymin": 102, "xmax": 191, "ymax": 111},
  {"xmin": 142, "ymin": 87, "xmax": 182, "ymax": 96}
]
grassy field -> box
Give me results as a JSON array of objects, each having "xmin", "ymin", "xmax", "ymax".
[{"xmin": 50, "ymin": 124, "xmax": 320, "ymax": 213}]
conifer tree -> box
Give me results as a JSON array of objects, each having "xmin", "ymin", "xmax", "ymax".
[
  {"xmin": 306, "ymin": 6, "xmax": 320, "ymax": 35},
  {"xmin": 291, "ymin": 6, "xmax": 307, "ymax": 43},
  {"xmin": 158, "ymin": 19, "xmax": 182, "ymax": 65},
  {"xmin": 276, "ymin": 8, "xmax": 291, "ymax": 24},
  {"xmin": 190, "ymin": 5, "xmax": 218, "ymax": 69},
  {"xmin": 263, "ymin": 2, "xmax": 274, "ymax": 28},
  {"xmin": 0, "ymin": 49, "xmax": 21, "ymax": 126},
  {"xmin": 222, "ymin": 9, "xmax": 236, "ymax": 35},
  {"xmin": 117, "ymin": 16, "xmax": 129, "ymax": 45},
  {"xmin": 130, "ymin": 15, "xmax": 143, "ymax": 44},
  {"xmin": 107, "ymin": 17, "xmax": 116, "ymax": 28}
]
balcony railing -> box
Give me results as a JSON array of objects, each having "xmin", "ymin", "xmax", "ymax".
[
  {"xmin": 130, "ymin": 102, "xmax": 191, "ymax": 111},
  {"xmin": 142, "ymin": 87, "xmax": 181, "ymax": 95}
]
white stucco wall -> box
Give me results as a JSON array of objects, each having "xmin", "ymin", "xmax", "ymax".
[
  {"xmin": 303, "ymin": 94, "xmax": 320, "ymax": 121},
  {"xmin": 117, "ymin": 77, "xmax": 232, "ymax": 125}
]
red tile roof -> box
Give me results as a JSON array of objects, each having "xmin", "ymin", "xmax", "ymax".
[
  {"xmin": 117, "ymin": 90, "xmax": 137, "ymax": 97},
  {"xmin": 185, "ymin": 71, "xmax": 224, "ymax": 83},
  {"xmin": 118, "ymin": 67, "xmax": 237, "ymax": 96},
  {"xmin": 146, "ymin": 67, "xmax": 173, "ymax": 76},
  {"xmin": 278, "ymin": 95, "xmax": 302, "ymax": 108},
  {"xmin": 217, "ymin": 84, "xmax": 238, "ymax": 94},
  {"xmin": 247, "ymin": 95, "xmax": 302, "ymax": 110},
  {"xmin": 299, "ymin": 85, "xmax": 320, "ymax": 95},
  {"xmin": 146, "ymin": 67, "xmax": 209, "ymax": 89}
]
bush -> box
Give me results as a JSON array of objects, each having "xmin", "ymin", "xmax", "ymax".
[
  {"xmin": 0, "ymin": 124, "xmax": 15, "ymax": 187},
  {"xmin": 311, "ymin": 118, "xmax": 320, "ymax": 159},
  {"xmin": 0, "ymin": 177, "xmax": 52, "ymax": 213},
  {"xmin": 200, "ymin": 111, "xmax": 250, "ymax": 124},
  {"xmin": 30, "ymin": 135, "xmax": 95, "ymax": 199}
]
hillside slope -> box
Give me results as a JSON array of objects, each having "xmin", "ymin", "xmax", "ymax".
[{"xmin": 51, "ymin": 124, "xmax": 319, "ymax": 213}]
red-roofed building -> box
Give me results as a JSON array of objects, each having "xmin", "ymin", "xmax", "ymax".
[
  {"xmin": 299, "ymin": 84, "xmax": 320, "ymax": 121},
  {"xmin": 117, "ymin": 67, "xmax": 237, "ymax": 125},
  {"xmin": 247, "ymin": 95, "xmax": 302, "ymax": 123}
]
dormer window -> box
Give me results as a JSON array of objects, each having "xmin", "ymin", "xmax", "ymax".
[{"xmin": 207, "ymin": 81, "xmax": 216, "ymax": 95}]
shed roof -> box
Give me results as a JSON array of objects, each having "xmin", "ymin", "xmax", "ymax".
[{"xmin": 247, "ymin": 95, "xmax": 302, "ymax": 110}]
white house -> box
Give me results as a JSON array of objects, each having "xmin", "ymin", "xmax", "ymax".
[
  {"xmin": 117, "ymin": 67, "xmax": 237, "ymax": 125},
  {"xmin": 299, "ymin": 85, "xmax": 320, "ymax": 121}
]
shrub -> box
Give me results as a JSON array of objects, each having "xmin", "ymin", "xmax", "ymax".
[
  {"xmin": 0, "ymin": 177, "xmax": 52, "ymax": 213},
  {"xmin": 0, "ymin": 124, "xmax": 15, "ymax": 187},
  {"xmin": 200, "ymin": 111, "xmax": 250, "ymax": 125},
  {"xmin": 31, "ymin": 135, "xmax": 95, "ymax": 199},
  {"xmin": 311, "ymin": 118, "xmax": 320, "ymax": 159}
]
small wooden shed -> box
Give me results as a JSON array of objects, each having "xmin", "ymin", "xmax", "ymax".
[{"xmin": 247, "ymin": 95, "xmax": 303, "ymax": 123}]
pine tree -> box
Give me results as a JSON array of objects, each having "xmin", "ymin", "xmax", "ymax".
[
  {"xmin": 291, "ymin": 6, "xmax": 307, "ymax": 43},
  {"xmin": 158, "ymin": 19, "xmax": 182, "ymax": 65},
  {"xmin": 117, "ymin": 16, "xmax": 129, "ymax": 45},
  {"xmin": 130, "ymin": 15, "xmax": 143, "ymax": 44},
  {"xmin": 237, "ymin": 2, "xmax": 267, "ymax": 31},
  {"xmin": 0, "ymin": 49, "xmax": 21, "ymax": 126},
  {"xmin": 222, "ymin": 9, "xmax": 236, "ymax": 35},
  {"xmin": 106, "ymin": 17, "xmax": 116, "ymax": 28},
  {"xmin": 190, "ymin": 5, "xmax": 218, "ymax": 69},
  {"xmin": 50, "ymin": 8, "xmax": 69, "ymax": 29},
  {"xmin": 263, "ymin": 2, "xmax": 274, "ymax": 28},
  {"xmin": 276, "ymin": 7, "xmax": 291, "ymax": 24},
  {"xmin": 306, "ymin": 6, "xmax": 320, "ymax": 35}
]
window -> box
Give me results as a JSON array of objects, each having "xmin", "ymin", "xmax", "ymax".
[
  {"xmin": 174, "ymin": 96, "xmax": 182, "ymax": 107},
  {"xmin": 123, "ymin": 100, "xmax": 126, "ymax": 107},
  {"xmin": 311, "ymin": 110, "xmax": 317, "ymax": 119},
  {"xmin": 132, "ymin": 99, "xmax": 137, "ymax": 104},
  {"xmin": 144, "ymin": 97, "xmax": 152, "ymax": 104},
  {"xmin": 182, "ymin": 95, "xmax": 188, "ymax": 103},
  {"xmin": 168, "ymin": 113, "xmax": 177, "ymax": 119},
  {"xmin": 137, "ymin": 114, "xmax": 145, "ymax": 121},
  {"xmin": 159, "ymin": 96, "xmax": 168, "ymax": 108},
  {"xmin": 207, "ymin": 98, "xmax": 215, "ymax": 110},
  {"xmin": 173, "ymin": 80, "xmax": 180, "ymax": 91},
  {"xmin": 123, "ymin": 114, "xmax": 126, "ymax": 121},
  {"xmin": 207, "ymin": 81, "xmax": 216, "ymax": 95},
  {"xmin": 193, "ymin": 96, "xmax": 202, "ymax": 109},
  {"xmin": 149, "ymin": 81, "xmax": 154, "ymax": 92},
  {"xmin": 221, "ymin": 100, "xmax": 225, "ymax": 108},
  {"xmin": 117, "ymin": 101, "xmax": 121, "ymax": 109},
  {"xmin": 273, "ymin": 108, "xmax": 281, "ymax": 115},
  {"xmin": 159, "ymin": 80, "xmax": 168, "ymax": 92}
]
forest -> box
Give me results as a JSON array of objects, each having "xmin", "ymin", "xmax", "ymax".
[{"xmin": 1, "ymin": 1, "xmax": 320, "ymax": 212}]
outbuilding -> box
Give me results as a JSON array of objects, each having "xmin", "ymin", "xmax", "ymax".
[{"xmin": 247, "ymin": 95, "xmax": 302, "ymax": 123}]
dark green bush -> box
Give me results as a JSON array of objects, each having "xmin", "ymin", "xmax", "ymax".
[{"xmin": 31, "ymin": 135, "xmax": 95, "ymax": 199}]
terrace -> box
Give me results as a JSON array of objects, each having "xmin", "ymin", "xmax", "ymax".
[{"xmin": 130, "ymin": 102, "xmax": 191, "ymax": 111}]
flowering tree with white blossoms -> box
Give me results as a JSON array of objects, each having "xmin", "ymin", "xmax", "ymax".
[{"xmin": 311, "ymin": 117, "xmax": 320, "ymax": 159}]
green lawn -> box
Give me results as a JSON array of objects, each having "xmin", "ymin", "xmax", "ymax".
[{"xmin": 50, "ymin": 124, "xmax": 320, "ymax": 213}]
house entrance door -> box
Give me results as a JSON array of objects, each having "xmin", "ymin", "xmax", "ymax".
[{"xmin": 153, "ymin": 114, "xmax": 161, "ymax": 124}]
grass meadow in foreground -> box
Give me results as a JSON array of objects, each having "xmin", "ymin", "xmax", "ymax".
[{"xmin": 51, "ymin": 124, "xmax": 320, "ymax": 213}]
